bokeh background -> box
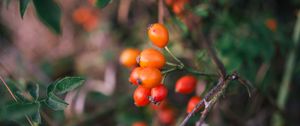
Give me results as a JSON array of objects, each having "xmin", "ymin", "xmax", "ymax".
[{"xmin": 1, "ymin": 0, "xmax": 300, "ymax": 125}]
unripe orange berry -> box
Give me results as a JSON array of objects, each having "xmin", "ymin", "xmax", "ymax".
[
  {"xmin": 139, "ymin": 48, "xmax": 165, "ymax": 69},
  {"xmin": 129, "ymin": 67, "xmax": 143, "ymax": 85},
  {"xmin": 175, "ymin": 75, "xmax": 197, "ymax": 94},
  {"xmin": 147, "ymin": 23, "xmax": 169, "ymax": 48},
  {"xmin": 133, "ymin": 86, "xmax": 151, "ymax": 107},
  {"xmin": 138, "ymin": 67, "xmax": 162, "ymax": 88},
  {"xmin": 186, "ymin": 96, "xmax": 203, "ymax": 113},
  {"xmin": 120, "ymin": 48, "xmax": 140, "ymax": 68}
]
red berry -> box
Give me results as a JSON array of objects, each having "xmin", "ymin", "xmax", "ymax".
[
  {"xmin": 175, "ymin": 75, "xmax": 197, "ymax": 94},
  {"xmin": 150, "ymin": 84, "xmax": 168, "ymax": 103},
  {"xmin": 186, "ymin": 96, "xmax": 203, "ymax": 113},
  {"xmin": 133, "ymin": 86, "xmax": 151, "ymax": 107},
  {"xmin": 129, "ymin": 67, "xmax": 143, "ymax": 85},
  {"xmin": 158, "ymin": 108, "xmax": 175, "ymax": 125},
  {"xmin": 132, "ymin": 121, "xmax": 147, "ymax": 126}
]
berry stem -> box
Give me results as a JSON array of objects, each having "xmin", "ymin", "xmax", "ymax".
[
  {"xmin": 162, "ymin": 67, "xmax": 178, "ymax": 74},
  {"xmin": 183, "ymin": 66, "xmax": 217, "ymax": 77},
  {"xmin": 164, "ymin": 46, "xmax": 184, "ymax": 67},
  {"xmin": 166, "ymin": 62, "xmax": 178, "ymax": 66}
]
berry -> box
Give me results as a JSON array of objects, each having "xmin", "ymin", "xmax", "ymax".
[
  {"xmin": 120, "ymin": 48, "xmax": 140, "ymax": 68},
  {"xmin": 147, "ymin": 23, "xmax": 169, "ymax": 48},
  {"xmin": 129, "ymin": 67, "xmax": 143, "ymax": 85},
  {"xmin": 157, "ymin": 108, "xmax": 175, "ymax": 125},
  {"xmin": 133, "ymin": 86, "xmax": 151, "ymax": 107},
  {"xmin": 132, "ymin": 121, "xmax": 147, "ymax": 126},
  {"xmin": 265, "ymin": 18, "xmax": 277, "ymax": 32},
  {"xmin": 72, "ymin": 7, "xmax": 93, "ymax": 24},
  {"xmin": 175, "ymin": 75, "xmax": 197, "ymax": 94},
  {"xmin": 138, "ymin": 67, "xmax": 162, "ymax": 88},
  {"xmin": 150, "ymin": 84, "xmax": 168, "ymax": 103},
  {"xmin": 139, "ymin": 48, "xmax": 165, "ymax": 69},
  {"xmin": 186, "ymin": 96, "xmax": 203, "ymax": 113}
]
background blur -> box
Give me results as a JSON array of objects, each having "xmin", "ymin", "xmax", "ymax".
[{"xmin": 0, "ymin": 0, "xmax": 300, "ymax": 126}]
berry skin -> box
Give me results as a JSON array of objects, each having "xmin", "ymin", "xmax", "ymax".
[
  {"xmin": 133, "ymin": 86, "xmax": 151, "ymax": 107},
  {"xmin": 138, "ymin": 67, "xmax": 162, "ymax": 88},
  {"xmin": 150, "ymin": 84, "xmax": 168, "ymax": 103},
  {"xmin": 120, "ymin": 48, "xmax": 140, "ymax": 68},
  {"xmin": 175, "ymin": 75, "xmax": 197, "ymax": 94},
  {"xmin": 132, "ymin": 121, "xmax": 147, "ymax": 126},
  {"xmin": 157, "ymin": 108, "xmax": 175, "ymax": 125},
  {"xmin": 186, "ymin": 96, "xmax": 203, "ymax": 113},
  {"xmin": 139, "ymin": 48, "xmax": 166, "ymax": 69},
  {"xmin": 147, "ymin": 23, "xmax": 169, "ymax": 48},
  {"xmin": 129, "ymin": 67, "xmax": 143, "ymax": 85}
]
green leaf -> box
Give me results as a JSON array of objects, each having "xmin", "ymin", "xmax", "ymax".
[
  {"xmin": 32, "ymin": 104, "xmax": 41, "ymax": 124},
  {"xmin": 19, "ymin": 0, "xmax": 30, "ymax": 18},
  {"xmin": 15, "ymin": 91, "xmax": 29, "ymax": 102},
  {"xmin": 45, "ymin": 93, "xmax": 68, "ymax": 111},
  {"xmin": 27, "ymin": 83, "xmax": 39, "ymax": 101},
  {"xmin": 96, "ymin": 0, "xmax": 112, "ymax": 8},
  {"xmin": 32, "ymin": 0, "xmax": 61, "ymax": 34},
  {"xmin": 3, "ymin": 102, "xmax": 39, "ymax": 119},
  {"xmin": 54, "ymin": 77, "xmax": 85, "ymax": 94}
]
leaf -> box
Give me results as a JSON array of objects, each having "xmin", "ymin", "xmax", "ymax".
[
  {"xmin": 32, "ymin": 0, "xmax": 61, "ymax": 34},
  {"xmin": 19, "ymin": 0, "xmax": 30, "ymax": 18},
  {"xmin": 54, "ymin": 77, "xmax": 85, "ymax": 94},
  {"xmin": 15, "ymin": 91, "xmax": 29, "ymax": 102},
  {"xmin": 32, "ymin": 104, "xmax": 41, "ymax": 124},
  {"xmin": 3, "ymin": 102, "xmax": 39, "ymax": 119},
  {"xmin": 96, "ymin": 0, "xmax": 112, "ymax": 8},
  {"xmin": 45, "ymin": 93, "xmax": 68, "ymax": 111},
  {"xmin": 27, "ymin": 83, "xmax": 39, "ymax": 101}
]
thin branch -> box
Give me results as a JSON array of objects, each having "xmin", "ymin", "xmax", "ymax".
[{"xmin": 158, "ymin": 0, "xmax": 164, "ymax": 23}]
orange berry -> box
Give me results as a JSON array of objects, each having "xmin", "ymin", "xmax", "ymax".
[
  {"xmin": 83, "ymin": 15, "xmax": 99, "ymax": 31},
  {"xmin": 147, "ymin": 23, "xmax": 169, "ymax": 48},
  {"xmin": 172, "ymin": 1, "xmax": 185, "ymax": 15},
  {"xmin": 139, "ymin": 48, "xmax": 165, "ymax": 69},
  {"xmin": 120, "ymin": 48, "xmax": 140, "ymax": 68},
  {"xmin": 175, "ymin": 75, "xmax": 197, "ymax": 94},
  {"xmin": 265, "ymin": 18, "xmax": 277, "ymax": 32},
  {"xmin": 165, "ymin": 0, "xmax": 174, "ymax": 6},
  {"xmin": 129, "ymin": 67, "xmax": 143, "ymax": 85},
  {"xmin": 186, "ymin": 96, "xmax": 203, "ymax": 113},
  {"xmin": 138, "ymin": 67, "xmax": 162, "ymax": 88},
  {"xmin": 72, "ymin": 7, "xmax": 93, "ymax": 24},
  {"xmin": 133, "ymin": 86, "xmax": 151, "ymax": 107},
  {"xmin": 87, "ymin": 0, "xmax": 96, "ymax": 6},
  {"xmin": 132, "ymin": 121, "xmax": 147, "ymax": 126}
]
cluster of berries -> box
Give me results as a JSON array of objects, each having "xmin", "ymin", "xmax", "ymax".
[{"xmin": 120, "ymin": 23, "xmax": 203, "ymax": 114}]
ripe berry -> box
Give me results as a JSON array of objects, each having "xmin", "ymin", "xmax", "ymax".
[
  {"xmin": 132, "ymin": 121, "xmax": 147, "ymax": 126},
  {"xmin": 133, "ymin": 86, "xmax": 151, "ymax": 107},
  {"xmin": 147, "ymin": 23, "xmax": 169, "ymax": 48},
  {"xmin": 157, "ymin": 108, "xmax": 175, "ymax": 125},
  {"xmin": 138, "ymin": 67, "xmax": 162, "ymax": 88},
  {"xmin": 175, "ymin": 75, "xmax": 197, "ymax": 94},
  {"xmin": 186, "ymin": 96, "xmax": 203, "ymax": 113},
  {"xmin": 150, "ymin": 84, "xmax": 168, "ymax": 103},
  {"xmin": 72, "ymin": 7, "xmax": 93, "ymax": 24},
  {"xmin": 129, "ymin": 67, "xmax": 143, "ymax": 85},
  {"xmin": 265, "ymin": 18, "xmax": 277, "ymax": 32},
  {"xmin": 120, "ymin": 48, "xmax": 140, "ymax": 68},
  {"xmin": 139, "ymin": 48, "xmax": 166, "ymax": 69}
]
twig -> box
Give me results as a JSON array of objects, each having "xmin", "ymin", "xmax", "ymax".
[
  {"xmin": 158, "ymin": 0, "xmax": 164, "ymax": 23},
  {"xmin": 0, "ymin": 75, "xmax": 34, "ymax": 126}
]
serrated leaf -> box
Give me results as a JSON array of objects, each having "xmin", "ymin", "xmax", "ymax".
[
  {"xmin": 32, "ymin": 0, "xmax": 61, "ymax": 34},
  {"xmin": 3, "ymin": 102, "xmax": 39, "ymax": 119},
  {"xmin": 96, "ymin": 0, "xmax": 112, "ymax": 8},
  {"xmin": 45, "ymin": 93, "xmax": 68, "ymax": 111},
  {"xmin": 27, "ymin": 83, "xmax": 39, "ymax": 101},
  {"xmin": 19, "ymin": 0, "xmax": 30, "ymax": 18},
  {"xmin": 54, "ymin": 77, "xmax": 85, "ymax": 94}
]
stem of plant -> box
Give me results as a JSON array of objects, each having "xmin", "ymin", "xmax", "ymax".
[
  {"xmin": 0, "ymin": 75, "xmax": 34, "ymax": 126},
  {"xmin": 164, "ymin": 46, "xmax": 184, "ymax": 67}
]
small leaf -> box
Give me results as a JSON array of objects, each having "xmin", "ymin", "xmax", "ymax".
[
  {"xmin": 3, "ymin": 102, "xmax": 39, "ymax": 119},
  {"xmin": 96, "ymin": 0, "xmax": 112, "ymax": 8},
  {"xmin": 27, "ymin": 83, "xmax": 39, "ymax": 101},
  {"xmin": 32, "ymin": 103, "xmax": 41, "ymax": 124},
  {"xmin": 45, "ymin": 93, "xmax": 68, "ymax": 111},
  {"xmin": 54, "ymin": 77, "xmax": 85, "ymax": 94},
  {"xmin": 32, "ymin": 0, "xmax": 61, "ymax": 34},
  {"xmin": 19, "ymin": 0, "xmax": 30, "ymax": 18}
]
